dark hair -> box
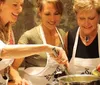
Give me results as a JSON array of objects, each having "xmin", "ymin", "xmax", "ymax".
[
  {"xmin": 0, "ymin": 0, "xmax": 5, "ymax": 3},
  {"xmin": 36, "ymin": 0, "xmax": 63, "ymax": 15}
]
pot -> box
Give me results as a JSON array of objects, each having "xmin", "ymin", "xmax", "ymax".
[{"xmin": 58, "ymin": 74, "xmax": 100, "ymax": 85}]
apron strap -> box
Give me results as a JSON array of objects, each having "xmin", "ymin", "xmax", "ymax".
[
  {"xmin": 72, "ymin": 27, "xmax": 80, "ymax": 59},
  {"xmin": 98, "ymin": 24, "xmax": 100, "ymax": 57},
  {"xmin": 72, "ymin": 24, "xmax": 100, "ymax": 58},
  {"xmin": 3, "ymin": 66, "xmax": 10, "ymax": 80}
]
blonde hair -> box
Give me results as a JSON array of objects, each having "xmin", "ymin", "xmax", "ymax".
[{"xmin": 73, "ymin": 0, "xmax": 100, "ymax": 14}]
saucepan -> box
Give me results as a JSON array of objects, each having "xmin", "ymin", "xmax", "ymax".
[{"xmin": 57, "ymin": 74, "xmax": 100, "ymax": 85}]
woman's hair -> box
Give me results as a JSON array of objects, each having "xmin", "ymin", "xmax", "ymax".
[
  {"xmin": 0, "ymin": 0, "xmax": 10, "ymax": 43},
  {"xmin": 0, "ymin": 19, "xmax": 10, "ymax": 43},
  {"xmin": 36, "ymin": 0, "xmax": 63, "ymax": 15},
  {"xmin": 73, "ymin": 0, "xmax": 100, "ymax": 14},
  {"xmin": 0, "ymin": 0, "xmax": 5, "ymax": 3}
]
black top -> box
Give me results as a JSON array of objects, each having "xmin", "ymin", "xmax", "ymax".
[{"xmin": 67, "ymin": 28, "xmax": 99, "ymax": 61}]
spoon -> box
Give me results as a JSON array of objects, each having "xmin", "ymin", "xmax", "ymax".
[{"xmin": 52, "ymin": 48, "xmax": 75, "ymax": 81}]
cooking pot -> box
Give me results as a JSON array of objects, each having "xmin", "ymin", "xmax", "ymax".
[{"xmin": 57, "ymin": 74, "xmax": 100, "ymax": 85}]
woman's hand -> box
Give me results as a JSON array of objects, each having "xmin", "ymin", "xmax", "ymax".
[
  {"xmin": 96, "ymin": 64, "xmax": 100, "ymax": 72},
  {"xmin": 52, "ymin": 47, "xmax": 69, "ymax": 68},
  {"xmin": 14, "ymin": 78, "xmax": 30, "ymax": 85},
  {"xmin": 9, "ymin": 66, "xmax": 30, "ymax": 85},
  {"xmin": 8, "ymin": 79, "xmax": 30, "ymax": 85}
]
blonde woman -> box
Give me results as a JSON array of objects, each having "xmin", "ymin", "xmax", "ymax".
[{"xmin": 64, "ymin": 0, "xmax": 100, "ymax": 74}]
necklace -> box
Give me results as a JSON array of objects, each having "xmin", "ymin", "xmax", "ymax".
[
  {"xmin": 80, "ymin": 35, "xmax": 90, "ymax": 44},
  {"xmin": 85, "ymin": 36, "xmax": 90, "ymax": 43}
]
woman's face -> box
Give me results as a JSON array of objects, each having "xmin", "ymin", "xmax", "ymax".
[
  {"xmin": 76, "ymin": 9, "xmax": 100, "ymax": 35},
  {"xmin": 39, "ymin": 2, "xmax": 61, "ymax": 30},
  {"xmin": 0, "ymin": 0, "xmax": 24, "ymax": 25}
]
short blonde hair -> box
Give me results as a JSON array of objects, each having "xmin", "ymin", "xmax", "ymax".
[{"xmin": 73, "ymin": 0, "xmax": 100, "ymax": 14}]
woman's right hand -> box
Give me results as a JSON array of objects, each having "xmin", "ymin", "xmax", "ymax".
[
  {"xmin": 15, "ymin": 78, "xmax": 30, "ymax": 85},
  {"xmin": 51, "ymin": 46, "xmax": 69, "ymax": 68},
  {"xmin": 96, "ymin": 64, "xmax": 100, "ymax": 72},
  {"xmin": 9, "ymin": 66, "xmax": 30, "ymax": 85}
]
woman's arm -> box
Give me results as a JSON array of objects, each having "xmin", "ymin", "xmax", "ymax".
[
  {"xmin": 0, "ymin": 44, "xmax": 53, "ymax": 58},
  {"xmin": 9, "ymin": 65, "xmax": 30, "ymax": 85},
  {"xmin": 0, "ymin": 44, "xmax": 68, "ymax": 66},
  {"xmin": 8, "ymin": 44, "xmax": 68, "ymax": 85}
]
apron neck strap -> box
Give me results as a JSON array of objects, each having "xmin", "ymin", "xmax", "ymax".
[
  {"xmin": 72, "ymin": 24, "xmax": 100, "ymax": 58},
  {"xmin": 97, "ymin": 24, "xmax": 100, "ymax": 57},
  {"xmin": 72, "ymin": 27, "xmax": 80, "ymax": 58}
]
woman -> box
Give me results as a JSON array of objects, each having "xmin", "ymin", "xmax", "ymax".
[
  {"xmin": 11, "ymin": 0, "xmax": 67, "ymax": 85},
  {"xmin": 64, "ymin": 0, "xmax": 100, "ymax": 74},
  {"xmin": 0, "ymin": 0, "xmax": 68, "ymax": 85},
  {"xmin": 0, "ymin": 0, "xmax": 24, "ymax": 84}
]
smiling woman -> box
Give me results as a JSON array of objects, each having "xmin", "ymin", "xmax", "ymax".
[
  {"xmin": 0, "ymin": 0, "xmax": 24, "ymax": 84},
  {"xmin": 64, "ymin": 0, "xmax": 100, "ymax": 75},
  {"xmin": 0, "ymin": 0, "xmax": 24, "ymax": 44},
  {"xmin": 0, "ymin": 0, "xmax": 23, "ymax": 24},
  {"xmin": 11, "ymin": 0, "xmax": 66, "ymax": 85},
  {"xmin": 0, "ymin": 0, "xmax": 68, "ymax": 85}
]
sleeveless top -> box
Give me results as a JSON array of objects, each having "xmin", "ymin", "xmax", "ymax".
[
  {"xmin": 67, "ymin": 28, "xmax": 99, "ymax": 61},
  {"xmin": 68, "ymin": 24, "xmax": 100, "ymax": 74}
]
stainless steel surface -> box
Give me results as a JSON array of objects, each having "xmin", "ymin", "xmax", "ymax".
[{"xmin": 58, "ymin": 74, "xmax": 100, "ymax": 85}]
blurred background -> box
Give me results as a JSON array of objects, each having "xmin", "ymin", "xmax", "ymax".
[{"xmin": 13, "ymin": 0, "xmax": 78, "ymax": 43}]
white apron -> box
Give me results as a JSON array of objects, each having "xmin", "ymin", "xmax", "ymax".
[
  {"xmin": 69, "ymin": 24, "xmax": 100, "ymax": 74},
  {"xmin": 24, "ymin": 25, "xmax": 64, "ymax": 85},
  {"xmin": 0, "ymin": 40, "xmax": 14, "ymax": 85},
  {"xmin": 0, "ymin": 74, "xmax": 8, "ymax": 85}
]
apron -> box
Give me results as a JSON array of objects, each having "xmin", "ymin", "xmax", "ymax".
[
  {"xmin": 0, "ymin": 74, "xmax": 8, "ymax": 85},
  {"xmin": 0, "ymin": 41, "xmax": 14, "ymax": 85},
  {"xmin": 0, "ymin": 29, "xmax": 14, "ymax": 85},
  {"xmin": 24, "ymin": 25, "xmax": 64, "ymax": 85},
  {"xmin": 69, "ymin": 24, "xmax": 100, "ymax": 74}
]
